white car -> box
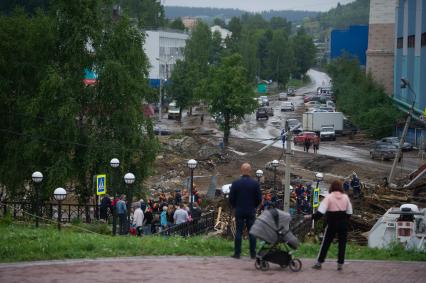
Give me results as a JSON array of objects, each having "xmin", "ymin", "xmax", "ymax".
[
  {"xmin": 281, "ymin": 101, "xmax": 294, "ymax": 111},
  {"xmin": 260, "ymin": 96, "xmax": 269, "ymax": 106},
  {"xmin": 278, "ymin": 92, "xmax": 288, "ymax": 101}
]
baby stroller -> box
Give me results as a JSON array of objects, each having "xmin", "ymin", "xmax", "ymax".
[{"xmin": 249, "ymin": 208, "xmax": 302, "ymax": 272}]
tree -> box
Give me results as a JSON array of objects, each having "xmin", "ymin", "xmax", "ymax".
[
  {"xmin": 120, "ymin": 0, "xmax": 165, "ymax": 27},
  {"xmin": 204, "ymin": 54, "xmax": 258, "ymax": 146},
  {"xmin": 291, "ymin": 28, "xmax": 316, "ymax": 79},
  {"xmin": 209, "ymin": 30, "xmax": 223, "ymax": 66},
  {"xmin": 168, "ymin": 18, "xmax": 185, "ymax": 31},
  {"xmin": 213, "ymin": 17, "xmax": 226, "ymax": 27},
  {"xmin": 265, "ymin": 29, "xmax": 294, "ymax": 85}
]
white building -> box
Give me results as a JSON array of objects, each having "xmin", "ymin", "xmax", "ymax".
[
  {"xmin": 210, "ymin": 25, "xmax": 232, "ymax": 41},
  {"xmin": 144, "ymin": 29, "xmax": 189, "ymax": 87}
]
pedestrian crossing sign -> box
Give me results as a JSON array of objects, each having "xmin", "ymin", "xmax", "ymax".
[
  {"xmin": 313, "ymin": 187, "xmax": 320, "ymax": 208},
  {"xmin": 96, "ymin": 174, "xmax": 107, "ymax": 195}
]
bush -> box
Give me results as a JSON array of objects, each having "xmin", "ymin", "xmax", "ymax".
[
  {"xmin": 327, "ymin": 57, "xmax": 403, "ymax": 138},
  {"xmin": 0, "ymin": 213, "xmax": 13, "ymax": 226}
]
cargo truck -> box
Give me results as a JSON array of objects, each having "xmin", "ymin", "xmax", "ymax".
[{"xmin": 302, "ymin": 112, "xmax": 344, "ymax": 135}]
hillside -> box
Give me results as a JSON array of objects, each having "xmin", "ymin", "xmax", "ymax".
[{"xmin": 164, "ymin": 6, "xmax": 319, "ymax": 23}]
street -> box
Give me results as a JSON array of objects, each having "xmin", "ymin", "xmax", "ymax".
[{"xmin": 232, "ymin": 69, "xmax": 423, "ymax": 175}]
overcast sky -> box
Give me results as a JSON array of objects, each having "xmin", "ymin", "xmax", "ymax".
[{"xmin": 163, "ymin": 0, "xmax": 356, "ymax": 12}]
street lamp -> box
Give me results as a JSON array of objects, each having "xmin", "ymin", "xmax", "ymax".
[
  {"xmin": 32, "ymin": 171, "xmax": 43, "ymax": 228},
  {"xmin": 271, "ymin": 160, "xmax": 279, "ymax": 190},
  {"xmin": 124, "ymin": 172, "xmax": 135, "ymax": 231},
  {"xmin": 256, "ymin": 169, "xmax": 263, "ymax": 184},
  {"xmin": 156, "ymin": 55, "xmax": 175, "ymax": 136},
  {"xmin": 110, "ymin": 158, "xmax": 120, "ymax": 236},
  {"xmin": 187, "ymin": 159, "xmax": 198, "ymax": 209},
  {"xmin": 53, "ymin": 187, "xmax": 67, "ymax": 231}
]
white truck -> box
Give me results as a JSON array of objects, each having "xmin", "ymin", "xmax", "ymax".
[
  {"xmin": 302, "ymin": 112, "xmax": 344, "ymax": 135},
  {"xmin": 167, "ymin": 101, "xmax": 180, "ymax": 120}
]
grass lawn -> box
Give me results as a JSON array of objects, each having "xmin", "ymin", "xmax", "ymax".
[
  {"xmin": 286, "ymin": 77, "xmax": 312, "ymax": 89},
  {"xmin": 0, "ymin": 223, "xmax": 425, "ymax": 263}
]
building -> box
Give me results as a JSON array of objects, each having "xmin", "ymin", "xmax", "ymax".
[
  {"xmin": 394, "ymin": 0, "xmax": 426, "ymax": 118},
  {"xmin": 143, "ymin": 29, "xmax": 189, "ymax": 87},
  {"xmin": 366, "ymin": 0, "xmax": 397, "ymax": 96},
  {"xmin": 330, "ymin": 25, "xmax": 369, "ymax": 66},
  {"xmin": 182, "ymin": 17, "xmax": 198, "ymax": 30},
  {"xmin": 210, "ymin": 25, "xmax": 232, "ymax": 40}
]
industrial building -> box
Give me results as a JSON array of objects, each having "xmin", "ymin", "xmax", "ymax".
[
  {"xmin": 143, "ymin": 29, "xmax": 189, "ymax": 87},
  {"xmin": 330, "ymin": 25, "xmax": 369, "ymax": 67},
  {"xmin": 366, "ymin": 0, "xmax": 397, "ymax": 96}
]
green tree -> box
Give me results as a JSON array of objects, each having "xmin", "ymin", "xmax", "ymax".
[
  {"xmin": 168, "ymin": 18, "xmax": 185, "ymax": 31},
  {"xmin": 204, "ymin": 54, "xmax": 258, "ymax": 146},
  {"xmin": 327, "ymin": 57, "xmax": 403, "ymax": 138},
  {"xmin": 120, "ymin": 0, "xmax": 165, "ymax": 27},
  {"xmin": 265, "ymin": 29, "xmax": 294, "ymax": 85},
  {"xmin": 291, "ymin": 27, "xmax": 316, "ymax": 79},
  {"xmin": 213, "ymin": 17, "xmax": 226, "ymax": 27}
]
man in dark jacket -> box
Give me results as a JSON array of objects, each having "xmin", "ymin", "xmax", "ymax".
[{"xmin": 229, "ymin": 163, "xmax": 262, "ymax": 259}]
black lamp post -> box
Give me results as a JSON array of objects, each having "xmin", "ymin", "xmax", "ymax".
[
  {"xmin": 110, "ymin": 158, "xmax": 120, "ymax": 236},
  {"xmin": 271, "ymin": 160, "xmax": 279, "ymax": 190},
  {"xmin": 53, "ymin": 187, "xmax": 67, "ymax": 231},
  {"xmin": 31, "ymin": 171, "xmax": 43, "ymax": 228},
  {"xmin": 124, "ymin": 172, "xmax": 135, "ymax": 231},
  {"xmin": 187, "ymin": 159, "xmax": 198, "ymax": 210}
]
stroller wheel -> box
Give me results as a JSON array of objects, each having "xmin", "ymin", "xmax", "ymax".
[
  {"xmin": 260, "ymin": 260, "xmax": 269, "ymax": 271},
  {"xmin": 255, "ymin": 258, "xmax": 262, "ymax": 270},
  {"xmin": 289, "ymin": 258, "xmax": 302, "ymax": 272}
]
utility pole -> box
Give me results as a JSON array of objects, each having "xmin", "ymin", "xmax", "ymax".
[
  {"xmin": 388, "ymin": 79, "xmax": 416, "ymax": 185},
  {"xmin": 158, "ymin": 75, "xmax": 162, "ymax": 136},
  {"xmin": 283, "ymin": 130, "xmax": 292, "ymax": 212}
]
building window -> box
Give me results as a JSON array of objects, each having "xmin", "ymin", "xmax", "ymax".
[
  {"xmin": 397, "ymin": 37, "xmax": 403, "ymax": 49},
  {"xmin": 422, "ymin": 32, "xmax": 426, "ymax": 47},
  {"xmin": 407, "ymin": 35, "xmax": 415, "ymax": 48}
]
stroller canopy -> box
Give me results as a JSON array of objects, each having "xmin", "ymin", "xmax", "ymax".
[{"xmin": 250, "ymin": 208, "xmax": 299, "ymax": 248}]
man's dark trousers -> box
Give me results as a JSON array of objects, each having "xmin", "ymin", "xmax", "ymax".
[
  {"xmin": 234, "ymin": 214, "xmax": 256, "ymax": 257},
  {"xmin": 118, "ymin": 213, "xmax": 126, "ymax": 235}
]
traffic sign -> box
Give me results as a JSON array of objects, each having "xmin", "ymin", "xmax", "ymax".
[
  {"xmin": 312, "ymin": 187, "xmax": 320, "ymax": 208},
  {"xmin": 96, "ymin": 174, "xmax": 107, "ymax": 195}
]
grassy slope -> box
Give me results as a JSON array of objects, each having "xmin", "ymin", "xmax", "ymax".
[{"xmin": 1, "ymin": 224, "xmax": 425, "ymax": 263}]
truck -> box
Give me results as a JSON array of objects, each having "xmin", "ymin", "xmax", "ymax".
[
  {"xmin": 302, "ymin": 112, "xmax": 344, "ymax": 135},
  {"xmin": 167, "ymin": 101, "xmax": 180, "ymax": 120},
  {"xmin": 320, "ymin": 125, "xmax": 336, "ymax": 141}
]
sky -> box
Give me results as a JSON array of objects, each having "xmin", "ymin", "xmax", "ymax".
[{"xmin": 162, "ymin": 0, "xmax": 356, "ymax": 12}]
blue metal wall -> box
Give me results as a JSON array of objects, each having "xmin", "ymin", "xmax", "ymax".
[
  {"xmin": 330, "ymin": 25, "xmax": 369, "ymax": 66},
  {"xmin": 393, "ymin": 0, "xmax": 426, "ymax": 116}
]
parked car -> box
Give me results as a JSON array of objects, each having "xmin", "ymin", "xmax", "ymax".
[
  {"xmin": 370, "ymin": 144, "xmax": 398, "ymax": 160},
  {"xmin": 265, "ymin": 106, "xmax": 274, "ymax": 116},
  {"xmin": 376, "ymin": 137, "xmax": 413, "ymax": 151},
  {"xmin": 278, "ymin": 92, "xmax": 288, "ymax": 101},
  {"xmin": 304, "ymin": 101, "xmax": 321, "ymax": 110},
  {"xmin": 287, "ymin": 87, "xmax": 296, "ymax": 96},
  {"xmin": 256, "ymin": 107, "xmax": 269, "ymax": 120},
  {"xmin": 293, "ymin": 131, "xmax": 317, "ymax": 145},
  {"xmin": 342, "ymin": 119, "xmax": 358, "ymax": 136},
  {"xmin": 281, "ymin": 101, "xmax": 295, "ymax": 111},
  {"xmin": 285, "ymin": 118, "xmax": 302, "ymax": 134}
]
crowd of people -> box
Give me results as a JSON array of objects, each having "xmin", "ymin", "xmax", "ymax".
[{"xmin": 99, "ymin": 186, "xmax": 203, "ymax": 236}]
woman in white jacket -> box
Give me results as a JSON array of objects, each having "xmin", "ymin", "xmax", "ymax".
[{"xmin": 133, "ymin": 204, "xmax": 144, "ymax": 236}]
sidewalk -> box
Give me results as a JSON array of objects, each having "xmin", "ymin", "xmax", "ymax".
[{"xmin": 0, "ymin": 257, "xmax": 425, "ymax": 283}]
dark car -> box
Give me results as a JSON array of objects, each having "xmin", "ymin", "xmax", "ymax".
[
  {"xmin": 256, "ymin": 107, "xmax": 269, "ymax": 120},
  {"xmin": 376, "ymin": 137, "xmax": 413, "ymax": 151},
  {"xmin": 370, "ymin": 144, "xmax": 397, "ymax": 160}
]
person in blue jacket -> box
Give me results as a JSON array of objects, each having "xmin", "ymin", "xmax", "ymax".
[{"xmin": 229, "ymin": 163, "xmax": 262, "ymax": 259}]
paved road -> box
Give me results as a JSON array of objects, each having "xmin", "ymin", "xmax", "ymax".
[{"xmin": 0, "ymin": 257, "xmax": 425, "ymax": 283}]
